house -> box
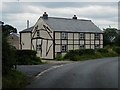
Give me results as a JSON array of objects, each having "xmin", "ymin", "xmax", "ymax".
[
  {"xmin": 19, "ymin": 12, "xmax": 103, "ymax": 59},
  {"xmin": 8, "ymin": 32, "xmax": 20, "ymax": 49}
]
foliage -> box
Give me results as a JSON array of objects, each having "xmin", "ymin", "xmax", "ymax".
[
  {"xmin": 112, "ymin": 47, "xmax": 120, "ymax": 55},
  {"xmin": 64, "ymin": 49, "xmax": 95, "ymax": 60},
  {"xmin": 55, "ymin": 53, "xmax": 63, "ymax": 61},
  {"xmin": 64, "ymin": 48, "xmax": 118, "ymax": 61},
  {"xmin": 16, "ymin": 50, "xmax": 42, "ymax": 65},
  {"xmin": 2, "ymin": 69, "xmax": 28, "ymax": 88},
  {"xmin": 103, "ymin": 28, "xmax": 118, "ymax": 46},
  {"xmin": 96, "ymin": 48, "xmax": 108, "ymax": 53},
  {"xmin": 2, "ymin": 24, "xmax": 17, "ymax": 75},
  {"xmin": 115, "ymin": 33, "xmax": 120, "ymax": 46}
]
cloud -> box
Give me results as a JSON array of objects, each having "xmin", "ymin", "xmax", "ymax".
[{"xmin": 2, "ymin": 2, "xmax": 118, "ymax": 32}]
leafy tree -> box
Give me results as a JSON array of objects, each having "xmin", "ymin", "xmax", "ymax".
[
  {"xmin": 2, "ymin": 23, "xmax": 17, "ymax": 75},
  {"xmin": 103, "ymin": 28, "xmax": 118, "ymax": 46},
  {"xmin": 115, "ymin": 32, "xmax": 120, "ymax": 46}
]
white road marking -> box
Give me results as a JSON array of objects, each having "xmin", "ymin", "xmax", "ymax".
[{"xmin": 35, "ymin": 65, "xmax": 64, "ymax": 78}]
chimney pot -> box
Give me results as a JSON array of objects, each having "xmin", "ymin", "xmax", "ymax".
[
  {"xmin": 43, "ymin": 12, "xmax": 48, "ymax": 19},
  {"xmin": 73, "ymin": 15, "xmax": 77, "ymax": 20}
]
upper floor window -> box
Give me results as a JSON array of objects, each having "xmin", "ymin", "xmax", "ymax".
[
  {"xmin": 36, "ymin": 44, "xmax": 41, "ymax": 51},
  {"xmin": 80, "ymin": 33, "xmax": 85, "ymax": 39},
  {"xmin": 61, "ymin": 32, "xmax": 68, "ymax": 39},
  {"xmin": 37, "ymin": 30, "xmax": 40, "ymax": 37},
  {"xmin": 61, "ymin": 45, "xmax": 67, "ymax": 52},
  {"xmin": 95, "ymin": 33, "xmax": 100, "ymax": 40},
  {"xmin": 80, "ymin": 44, "xmax": 85, "ymax": 49}
]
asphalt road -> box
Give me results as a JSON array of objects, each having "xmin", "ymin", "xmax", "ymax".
[{"xmin": 26, "ymin": 57, "xmax": 118, "ymax": 88}]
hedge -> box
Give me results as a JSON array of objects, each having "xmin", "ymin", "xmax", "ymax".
[
  {"xmin": 64, "ymin": 49, "xmax": 95, "ymax": 60},
  {"xmin": 96, "ymin": 48, "xmax": 108, "ymax": 53},
  {"xmin": 16, "ymin": 50, "xmax": 41, "ymax": 65}
]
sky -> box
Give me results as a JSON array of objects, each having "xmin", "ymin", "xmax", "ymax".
[{"xmin": 1, "ymin": 0, "xmax": 120, "ymax": 33}]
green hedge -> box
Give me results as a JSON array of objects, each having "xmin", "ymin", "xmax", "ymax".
[
  {"xmin": 64, "ymin": 49, "xmax": 95, "ymax": 60},
  {"xmin": 96, "ymin": 48, "xmax": 108, "ymax": 53},
  {"xmin": 16, "ymin": 50, "xmax": 41, "ymax": 65}
]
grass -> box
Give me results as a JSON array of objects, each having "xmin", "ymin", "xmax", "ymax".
[{"xmin": 2, "ymin": 69, "xmax": 29, "ymax": 88}]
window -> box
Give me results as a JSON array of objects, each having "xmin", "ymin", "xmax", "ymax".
[
  {"xmin": 95, "ymin": 44, "xmax": 100, "ymax": 49},
  {"xmin": 61, "ymin": 45, "xmax": 67, "ymax": 52},
  {"xmin": 80, "ymin": 44, "xmax": 85, "ymax": 49},
  {"xmin": 95, "ymin": 33, "xmax": 100, "ymax": 40},
  {"xmin": 37, "ymin": 44, "xmax": 41, "ymax": 51},
  {"xmin": 62, "ymin": 32, "xmax": 68, "ymax": 39},
  {"xmin": 37, "ymin": 31, "xmax": 40, "ymax": 37},
  {"xmin": 80, "ymin": 33, "xmax": 85, "ymax": 39}
]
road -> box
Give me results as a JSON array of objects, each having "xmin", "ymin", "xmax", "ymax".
[{"xmin": 26, "ymin": 57, "xmax": 118, "ymax": 88}]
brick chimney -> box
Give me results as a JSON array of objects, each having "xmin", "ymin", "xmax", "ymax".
[
  {"xmin": 72, "ymin": 15, "xmax": 77, "ymax": 20},
  {"xmin": 43, "ymin": 12, "xmax": 48, "ymax": 19}
]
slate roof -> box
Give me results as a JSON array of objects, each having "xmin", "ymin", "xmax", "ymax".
[
  {"xmin": 19, "ymin": 26, "xmax": 34, "ymax": 33},
  {"xmin": 20, "ymin": 17, "xmax": 103, "ymax": 33},
  {"xmin": 44, "ymin": 17, "xmax": 102, "ymax": 33}
]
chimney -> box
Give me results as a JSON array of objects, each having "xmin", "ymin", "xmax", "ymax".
[
  {"xmin": 72, "ymin": 15, "xmax": 77, "ymax": 20},
  {"xmin": 43, "ymin": 12, "xmax": 48, "ymax": 19},
  {"xmin": 27, "ymin": 20, "xmax": 29, "ymax": 28}
]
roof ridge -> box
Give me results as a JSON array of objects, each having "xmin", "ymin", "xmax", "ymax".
[{"xmin": 41, "ymin": 16, "xmax": 91, "ymax": 21}]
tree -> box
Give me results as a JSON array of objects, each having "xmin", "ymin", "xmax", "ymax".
[
  {"xmin": 103, "ymin": 28, "xmax": 118, "ymax": 46},
  {"xmin": 2, "ymin": 23, "xmax": 17, "ymax": 75},
  {"xmin": 115, "ymin": 32, "xmax": 120, "ymax": 46}
]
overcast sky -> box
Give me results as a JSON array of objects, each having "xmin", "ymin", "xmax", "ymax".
[{"xmin": 1, "ymin": 0, "xmax": 120, "ymax": 33}]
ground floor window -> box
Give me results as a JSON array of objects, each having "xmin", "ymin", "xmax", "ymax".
[
  {"xmin": 61, "ymin": 45, "xmax": 67, "ymax": 52},
  {"xmin": 36, "ymin": 44, "xmax": 42, "ymax": 51},
  {"xmin": 80, "ymin": 44, "xmax": 85, "ymax": 49},
  {"xmin": 95, "ymin": 44, "xmax": 100, "ymax": 49}
]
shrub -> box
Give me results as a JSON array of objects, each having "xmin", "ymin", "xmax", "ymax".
[
  {"xmin": 16, "ymin": 50, "xmax": 41, "ymax": 65},
  {"xmin": 96, "ymin": 48, "xmax": 108, "ymax": 53},
  {"xmin": 112, "ymin": 47, "xmax": 120, "ymax": 55},
  {"xmin": 79, "ymin": 49, "xmax": 95, "ymax": 55},
  {"xmin": 64, "ymin": 49, "xmax": 95, "ymax": 60},
  {"xmin": 55, "ymin": 53, "xmax": 63, "ymax": 61}
]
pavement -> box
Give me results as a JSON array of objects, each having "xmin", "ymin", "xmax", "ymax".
[{"xmin": 26, "ymin": 57, "xmax": 118, "ymax": 88}]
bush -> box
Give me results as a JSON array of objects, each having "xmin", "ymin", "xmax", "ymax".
[
  {"xmin": 96, "ymin": 48, "xmax": 108, "ymax": 53},
  {"xmin": 112, "ymin": 47, "xmax": 120, "ymax": 55},
  {"xmin": 16, "ymin": 50, "xmax": 41, "ymax": 65},
  {"xmin": 64, "ymin": 49, "xmax": 95, "ymax": 60},
  {"xmin": 79, "ymin": 49, "xmax": 95, "ymax": 55}
]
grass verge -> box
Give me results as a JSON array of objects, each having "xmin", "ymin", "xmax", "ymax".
[{"xmin": 2, "ymin": 69, "xmax": 28, "ymax": 88}]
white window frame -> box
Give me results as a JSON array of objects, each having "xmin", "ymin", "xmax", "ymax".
[
  {"xmin": 61, "ymin": 45, "xmax": 67, "ymax": 52},
  {"xmin": 36, "ymin": 44, "xmax": 41, "ymax": 51},
  {"xmin": 80, "ymin": 44, "xmax": 85, "ymax": 49},
  {"xmin": 95, "ymin": 44, "xmax": 100, "ymax": 49},
  {"xmin": 62, "ymin": 32, "xmax": 68, "ymax": 39},
  {"xmin": 37, "ymin": 30, "xmax": 40, "ymax": 37},
  {"xmin": 80, "ymin": 33, "xmax": 85, "ymax": 39},
  {"xmin": 95, "ymin": 33, "xmax": 100, "ymax": 40}
]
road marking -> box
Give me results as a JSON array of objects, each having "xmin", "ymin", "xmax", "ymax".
[{"xmin": 35, "ymin": 65, "xmax": 63, "ymax": 78}]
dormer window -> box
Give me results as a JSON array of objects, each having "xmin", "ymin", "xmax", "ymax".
[
  {"xmin": 80, "ymin": 33, "xmax": 85, "ymax": 39},
  {"xmin": 62, "ymin": 32, "xmax": 68, "ymax": 39}
]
